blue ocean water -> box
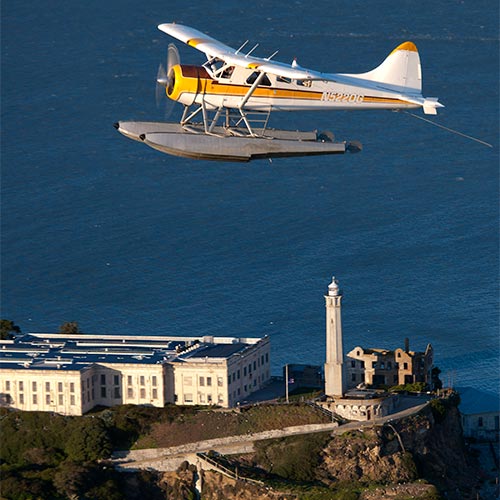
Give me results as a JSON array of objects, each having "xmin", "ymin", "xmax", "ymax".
[{"xmin": 2, "ymin": 1, "xmax": 498, "ymax": 395}]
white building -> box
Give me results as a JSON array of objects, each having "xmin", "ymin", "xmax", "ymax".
[{"xmin": 0, "ymin": 333, "xmax": 270, "ymax": 415}]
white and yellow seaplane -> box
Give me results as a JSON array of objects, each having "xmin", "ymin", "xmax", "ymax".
[{"xmin": 115, "ymin": 23, "xmax": 443, "ymax": 162}]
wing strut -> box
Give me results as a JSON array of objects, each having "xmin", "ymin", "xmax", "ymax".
[{"xmin": 238, "ymin": 72, "xmax": 269, "ymax": 135}]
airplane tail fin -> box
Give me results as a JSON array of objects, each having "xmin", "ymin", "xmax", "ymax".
[
  {"xmin": 359, "ymin": 41, "xmax": 422, "ymax": 93},
  {"xmin": 353, "ymin": 41, "xmax": 444, "ymax": 114}
]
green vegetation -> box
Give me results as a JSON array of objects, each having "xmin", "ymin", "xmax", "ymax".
[
  {"xmin": 58, "ymin": 321, "xmax": 80, "ymax": 334},
  {"xmin": 254, "ymin": 432, "xmax": 331, "ymax": 482},
  {"xmin": 0, "ymin": 407, "xmax": 175, "ymax": 499},
  {"xmin": 0, "ymin": 403, "xmax": 328, "ymax": 499},
  {"xmin": 0, "ymin": 319, "xmax": 21, "ymax": 340},
  {"xmin": 389, "ymin": 382, "xmax": 427, "ymax": 393}
]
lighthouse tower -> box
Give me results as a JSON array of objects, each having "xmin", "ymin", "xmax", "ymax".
[{"xmin": 324, "ymin": 276, "xmax": 346, "ymax": 398}]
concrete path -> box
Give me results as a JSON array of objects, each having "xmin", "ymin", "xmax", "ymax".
[{"xmin": 111, "ymin": 400, "xmax": 430, "ymax": 472}]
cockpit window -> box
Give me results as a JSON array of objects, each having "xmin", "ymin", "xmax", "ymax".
[{"xmin": 246, "ymin": 71, "xmax": 272, "ymax": 86}]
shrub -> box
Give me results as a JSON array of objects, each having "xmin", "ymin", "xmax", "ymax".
[{"xmin": 254, "ymin": 432, "xmax": 330, "ymax": 482}]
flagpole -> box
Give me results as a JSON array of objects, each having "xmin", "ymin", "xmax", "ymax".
[{"xmin": 285, "ymin": 364, "xmax": 289, "ymax": 403}]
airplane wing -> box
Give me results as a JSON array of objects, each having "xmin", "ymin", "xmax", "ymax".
[{"xmin": 158, "ymin": 23, "xmax": 334, "ymax": 82}]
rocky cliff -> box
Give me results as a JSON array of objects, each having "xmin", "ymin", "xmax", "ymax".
[{"xmin": 156, "ymin": 395, "xmax": 483, "ymax": 500}]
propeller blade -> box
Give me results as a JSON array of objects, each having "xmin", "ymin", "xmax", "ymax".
[
  {"xmin": 167, "ymin": 43, "xmax": 180, "ymax": 73},
  {"xmin": 155, "ymin": 43, "xmax": 181, "ymax": 119}
]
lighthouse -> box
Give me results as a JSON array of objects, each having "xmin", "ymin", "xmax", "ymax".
[{"xmin": 324, "ymin": 276, "xmax": 346, "ymax": 398}]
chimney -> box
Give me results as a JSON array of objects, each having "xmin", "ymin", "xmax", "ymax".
[{"xmin": 404, "ymin": 338, "xmax": 410, "ymax": 353}]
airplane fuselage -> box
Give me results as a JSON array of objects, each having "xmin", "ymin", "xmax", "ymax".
[{"xmin": 167, "ymin": 63, "xmax": 420, "ymax": 112}]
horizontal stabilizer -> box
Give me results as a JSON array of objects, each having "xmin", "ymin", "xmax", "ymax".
[{"xmin": 423, "ymin": 98, "xmax": 444, "ymax": 115}]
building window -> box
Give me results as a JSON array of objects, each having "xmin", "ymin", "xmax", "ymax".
[
  {"xmin": 45, "ymin": 394, "xmax": 51, "ymax": 405},
  {"xmin": 261, "ymin": 355, "xmax": 265, "ymax": 365},
  {"xmin": 184, "ymin": 376, "xmax": 192, "ymax": 386},
  {"xmin": 227, "ymin": 376, "xmax": 231, "ymax": 385},
  {"xmin": 152, "ymin": 388, "xmax": 158, "ymax": 399},
  {"xmin": 19, "ymin": 394, "xmax": 24, "ymax": 404},
  {"xmin": 397, "ymin": 352, "xmax": 401, "ymax": 358},
  {"xmin": 253, "ymin": 361, "xmax": 256, "ymax": 371},
  {"xmin": 5, "ymin": 381, "xmax": 10, "ymax": 391},
  {"xmin": 58, "ymin": 382, "xmax": 63, "ymax": 392},
  {"xmin": 207, "ymin": 377, "xmax": 212, "ymax": 387},
  {"xmin": 372, "ymin": 362, "xmax": 377, "ymax": 368},
  {"xmin": 58, "ymin": 394, "xmax": 63, "ymax": 405},
  {"xmin": 380, "ymin": 362, "xmax": 385, "ymax": 369},
  {"xmin": 101, "ymin": 387, "xmax": 106, "ymax": 398},
  {"xmin": 207, "ymin": 394, "xmax": 212, "ymax": 403},
  {"xmin": 351, "ymin": 360, "xmax": 356, "ymax": 368},
  {"xmin": 199, "ymin": 377, "xmax": 205, "ymax": 387},
  {"xmin": 248, "ymin": 363, "xmax": 252, "ymax": 373},
  {"xmin": 127, "ymin": 388, "xmax": 133, "ymax": 398},
  {"xmin": 91, "ymin": 388, "xmax": 95, "ymax": 400},
  {"xmin": 352, "ymin": 373, "xmax": 356, "ymax": 382},
  {"xmin": 184, "ymin": 393, "xmax": 193, "ymax": 403},
  {"xmin": 237, "ymin": 370, "xmax": 240, "ymax": 380},
  {"xmin": 114, "ymin": 387, "xmax": 120, "ymax": 399},
  {"xmin": 114, "ymin": 375, "xmax": 119, "ymax": 385},
  {"xmin": 70, "ymin": 395, "xmax": 75, "ymax": 406},
  {"xmin": 478, "ymin": 417, "xmax": 483, "ymax": 427},
  {"xmin": 127, "ymin": 376, "xmax": 133, "ymax": 385},
  {"xmin": 244, "ymin": 367, "xmax": 247, "ymax": 376},
  {"xmin": 265, "ymin": 353, "xmax": 269, "ymax": 363},
  {"xmin": 32, "ymin": 381, "xmax": 37, "ymax": 392},
  {"xmin": 218, "ymin": 394, "xmax": 224, "ymax": 404},
  {"xmin": 152, "ymin": 376, "xmax": 157, "ymax": 387},
  {"xmin": 217, "ymin": 377, "xmax": 223, "ymax": 387},
  {"xmin": 70, "ymin": 383, "xmax": 74, "ymax": 393},
  {"xmin": 140, "ymin": 376, "xmax": 145, "ymax": 386},
  {"xmin": 19, "ymin": 381, "xmax": 24, "ymax": 391},
  {"xmin": 45, "ymin": 382, "xmax": 50, "ymax": 392},
  {"xmin": 101, "ymin": 374, "xmax": 106, "ymax": 385},
  {"xmin": 32, "ymin": 394, "xmax": 37, "ymax": 405},
  {"xmin": 403, "ymin": 362, "xmax": 408, "ymax": 370},
  {"xmin": 140, "ymin": 388, "xmax": 146, "ymax": 399},
  {"xmin": 200, "ymin": 394, "xmax": 205, "ymax": 403}
]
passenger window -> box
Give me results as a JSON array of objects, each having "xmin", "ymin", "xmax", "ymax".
[
  {"xmin": 221, "ymin": 66, "xmax": 235, "ymax": 79},
  {"xmin": 246, "ymin": 71, "xmax": 271, "ymax": 86},
  {"xmin": 296, "ymin": 79, "xmax": 312, "ymax": 87},
  {"xmin": 277, "ymin": 75, "xmax": 291, "ymax": 84}
]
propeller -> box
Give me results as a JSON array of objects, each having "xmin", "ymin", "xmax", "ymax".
[{"xmin": 155, "ymin": 43, "xmax": 180, "ymax": 119}]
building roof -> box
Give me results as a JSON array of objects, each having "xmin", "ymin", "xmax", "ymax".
[
  {"xmin": 0, "ymin": 333, "xmax": 265, "ymax": 371},
  {"xmin": 183, "ymin": 342, "xmax": 249, "ymax": 359}
]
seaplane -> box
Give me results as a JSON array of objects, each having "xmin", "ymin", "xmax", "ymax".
[{"xmin": 115, "ymin": 23, "xmax": 444, "ymax": 162}]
